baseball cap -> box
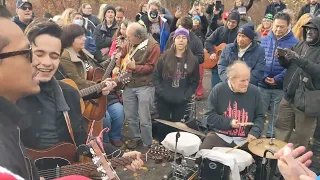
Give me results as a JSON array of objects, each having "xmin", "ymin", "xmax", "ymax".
[{"xmin": 16, "ymin": 0, "xmax": 32, "ymax": 9}]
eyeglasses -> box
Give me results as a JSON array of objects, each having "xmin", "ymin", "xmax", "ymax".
[
  {"xmin": 20, "ymin": 6, "xmax": 32, "ymax": 11},
  {"xmin": 0, "ymin": 45, "xmax": 33, "ymax": 63}
]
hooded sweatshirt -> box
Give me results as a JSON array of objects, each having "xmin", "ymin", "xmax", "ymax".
[
  {"xmin": 12, "ymin": 16, "xmax": 29, "ymax": 32},
  {"xmin": 278, "ymin": 18, "xmax": 320, "ymax": 103}
]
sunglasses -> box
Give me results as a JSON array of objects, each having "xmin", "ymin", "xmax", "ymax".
[
  {"xmin": 20, "ymin": 6, "xmax": 32, "ymax": 11},
  {"xmin": 0, "ymin": 45, "xmax": 33, "ymax": 63}
]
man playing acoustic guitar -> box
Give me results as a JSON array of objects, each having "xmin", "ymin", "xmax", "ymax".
[{"xmin": 16, "ymin": 19, "xmax": 143, "ymax": 177}]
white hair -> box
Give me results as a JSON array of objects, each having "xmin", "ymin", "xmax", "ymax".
[{"xmin": 226, "ymin": 60, "xmax": 251, "ymax": 80}]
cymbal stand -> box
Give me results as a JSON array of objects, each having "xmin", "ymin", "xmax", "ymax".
[
  {"xmin": 260, "ymin": 149, "xmax": 277, "ymax": 180},
  {"xmin": 173, "ymin": 131, "xmax": 181, "ymax": 176}
]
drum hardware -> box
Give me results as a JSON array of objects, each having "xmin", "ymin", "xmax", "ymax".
[
  {"xmin": 260, "ymin": 149, "xmax": 278, "ymax": 180},
  {"xmin": 155, "ymin": 119, "xmax": 206, "ymax": 137}
]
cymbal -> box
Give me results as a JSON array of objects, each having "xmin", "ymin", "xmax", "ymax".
[
  {"xmin": 154, "ymin": 119, "xmax": 206, "ymax": 137},
  {"xmin": 248, "ymin": 138, "xmax": 287, "ymax": 159}
]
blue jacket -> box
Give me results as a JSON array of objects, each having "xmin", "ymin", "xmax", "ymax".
[
  {"xmin": 258, "ymin": 31, "xmax": 298, "ymax": 89},
  {"xmin": 218, "ymin": 41, "xmax": 266, "ymax": 86}
]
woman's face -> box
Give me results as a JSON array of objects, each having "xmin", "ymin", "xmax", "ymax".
[
  {"xmin": 73, "ymin": 14, "xmax": 83, "ymax": 21},
  {"xmin": 120, "ymin": 23, "xmax": 127, "ymax": 37},
  {"xmin": 72, "ymin": 34, "xmax": 86, "ymax": 51},
  {"xmin": 262, "ymin": 19, "xmax": 272, "ymax": 29},
  {"xmin": 174, "ymin": 35, "xmax": 188, "ymax": 51},
  {"xmin": 235, "ymin": 0, "xmax": 242, "ymax": 7}
]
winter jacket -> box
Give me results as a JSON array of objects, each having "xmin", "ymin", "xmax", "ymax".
[
  {"xmin": 165, "ymin": 31, "xmax": 204, "ymax": 64},
  {"xmin": 94, "ymin": 20, "xmax": 118, "ymax": 51},
  {"xmin": 264, "ymin": 2, "xmax": 286, "ymax": 16},
  {"xmin": 218, "ymin": 41, "xmax": 266, "ymax": 86},
  {"xmin": 297, "ymin": 3, "xmax": 320, "ymax": 20},
  {"xmin": 12, "ymin": 16, "xmax": 29, "ymax": 32},
  {"xmin": 0, "ymin": 97, "xmax": 39, "ymax": 180},
  {"xmin": 259, "ymin": 30, "xmax": 298, "ymax": 89},
  {"xmin": 140, "ymin": 14, "xmax": 170, "ymax": 53},
  {"xmin": 279, "ymin": 18, "xmax": 320, "ymax": 103}
]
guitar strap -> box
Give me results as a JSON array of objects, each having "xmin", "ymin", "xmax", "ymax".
[{"xmin": 63, "ymin": 111, "xmax": 77, "ymax": 146}]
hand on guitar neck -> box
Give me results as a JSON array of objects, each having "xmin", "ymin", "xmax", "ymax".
[{"xmin": 101, "ymin": 79, "xmax": 117, "ymax": 95}]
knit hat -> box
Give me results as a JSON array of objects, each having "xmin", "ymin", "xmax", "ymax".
[
  {"xmin": 227, "ymin": 12, "xmax": 240, "ymax": 24},
  {"xmin": 222, "ymin": 12, "xmax": 230, "ymax": 19},
  {"xmin": 238, "ymin": 23, "xmax": 256, "ymax": 40},
  {"xmin": 264, "ymin": 14, "xmax": 273, "ymax": 21},
  {"xmin": 173, "ymin": 27, "xmax": 190, "ymax": 40},
  {"xmin": 103, "ymin": 5, "xmax": 116, "ymax": 16},
  {"xmin": 192, "ymin": 15, "xmax": 201, "ymax": 23},
  {"xmin": 16, "ymin": 0, "xmax": 32, "ymax": 9}
]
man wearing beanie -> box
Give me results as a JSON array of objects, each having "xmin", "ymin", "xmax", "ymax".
[
  {"xmin": 205, "ymin": 11, "xmax": 240, "ymax": 89},
  {"xmin": 13, "ymin": 0, "xmax": 33, "ymax": 31},
  {"xmin": 94, "ymin": 5, "xmax": 118, "ymax": 61},
  {"xmin": 218, "ymin": 22, "xmax": 265, "ymax": 86}
]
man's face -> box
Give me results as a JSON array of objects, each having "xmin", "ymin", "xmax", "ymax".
[
  {"xmin": 272, "ymin": 19, "xmax": 289, "ymax": 39},
  {"xmin": 83, "ymin": 5, "xmax": 92, "ymax": 15},
  {"xmin": 32, "ymin": 34, "xmax": 61, "ymax": 83},
  {"xmin": 235, "ymin": 0, "xmax": 242, "ymax": 7},
  {"xmin": 230, "ymin": 70, "xmax": 250, "ymax": 93},
  {"xmin": 306, "ymin": 27, "xmax": 319, "ymax": 44},
  {"xmin": 0, "ymin": 19, "xmax": 40, "ymax": 100},
  {"xmin": 148, "ymin": 4, "xmax": 159, "ymax": 12},
  {"xmin": 237, "ymin": 33, "xmax": 252, "ymax": 49},
  {"xmin": 105, "ymin": 10, "xmax": 115, "ymax": 22},
  {"xmin": 16, "ymin": 3, "xmax": 33, "ymax": 22},
  {"xmin": 126, "ymin": 27, "xmax": 140, "ymax": 45},
  {"xmin": 116, "ymin": 11, "xmax": 125, "ymax": 24},
  {"xmin": 310, "ymin": 0, "xmax": 318, "ymax": 5},
  {"xmin": 227, "ymin": 19, "xmax": 238, "ymax": 30}
]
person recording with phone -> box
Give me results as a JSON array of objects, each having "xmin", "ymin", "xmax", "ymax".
[{"xmin": 275, "ymin": 17, "xmax": 320, "ymax": 148}]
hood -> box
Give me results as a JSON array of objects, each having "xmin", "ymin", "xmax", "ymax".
[
  {"xmin": 302, "ymin": 17, "xmax": 320, "ymax": 46},
  {"xmin": 12, "ymin": 16, "xmax": 27, "ymax": 26}
]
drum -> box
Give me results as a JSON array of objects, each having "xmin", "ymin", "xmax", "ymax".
[
  {"xmin": 196, "ymin": 147, "xmax": 254, "ymax": 180},
  {"xmin": 161, "ymin": 132, "xmax": 202, "ymax": 156}
]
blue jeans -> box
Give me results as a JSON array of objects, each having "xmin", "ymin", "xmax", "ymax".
[
  {"xmin": 211, "ymin": 67, "xmax": 221, "ymax": 89},
  {"xmin": 103, "ymin": 102, "xmax": 124, "ymax": 142},
  {"xmin": 258, "ymin": 87, "xmax": 284, "ymax": 137}
]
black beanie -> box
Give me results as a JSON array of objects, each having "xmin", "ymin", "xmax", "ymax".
[
  {"xmin": 103, "ymin": 5, "xmax": 116, "ymax": 17},
  {"xmin": 227, "ymin": 12, "xmax": 240, "ymax": 24}
]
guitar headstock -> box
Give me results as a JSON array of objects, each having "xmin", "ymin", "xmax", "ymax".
[
  {"xmin": 117, "ymin": 71, "xmax": 132, "ymax": 84},
  {"xmin": 89, "ymin": 140, "xmax": 119, "ymax": 180},
  {"xmin": 147, "ymin": 144, "xmax": 174, "ymax": 162}
]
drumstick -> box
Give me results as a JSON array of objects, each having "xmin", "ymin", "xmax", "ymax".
[
  {"xmin": 225, "ymin": 140, "xmax": 248, "ymax": 153},
  {"xmin": 237, "ymin": 122, "xmax": 254, "ymax": 126}
]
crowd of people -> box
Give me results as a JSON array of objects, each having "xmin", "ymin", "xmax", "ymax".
[{"xmin": 0, "ymin": 0, "xmax": 320, "ymax": 179}]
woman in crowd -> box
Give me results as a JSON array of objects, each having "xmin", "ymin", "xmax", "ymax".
[
  {"xmin": 79, "ymin": 3, "xmax": 100, "ymax": 33},
  {"xmin": 292, "ymin": 13, "xmax": 313, "ymax": 40},
  {"xmin": 61, "ymin": 8, "xmax": 77, "ymax": 25},
  {"xmin": 256, "ymin": 13, "xmax": 273, "ymax": 39},
  {"xmin": 109, "ymin": 20, "xmax": 130, "ymax": 57},
  {"xmin": 136, "ymin": 1, "xmax": 148, "ymax": 21},
  {"xmin": 153, "ymin": 27, "xmax": 200, "ymax": 141}
]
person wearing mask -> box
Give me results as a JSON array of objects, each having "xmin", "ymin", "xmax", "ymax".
[
  {"xmin": 80, "ymin": 3, "xmax": 100, "ymax": 33},
  {"xmin": 13, "ymin": 0, "xmax": 33, "ymax": 31},
  {"xmin": 94, "ymin": 5, "xmax": 118, "ymax": 61},
  {"xmin": 115, "ymin": 6, "xmax": 126, "ymax": 25},
  {"xmin": 218, "ymin": 23, "xmax": 265, "ymax": 86},
  {"xmin": 259, "ymin": 12, "xmax": 298, "ymax": 138},
  {"xmin": 298, "ymin": 0, "xmax": 320, "ymax": 20},
  {"xmin": 256, "ymin": 14, "xmax": 273, "ymax": 40},
  {"xmin": 136, "ymin": 1, "xmax": 148, "ymax": 22},
  {"xmin": 231, "ymin": 0, "xmax": 254, "ymax": 13},
  {"xmin": 275, "ymin": 17, "xmax": 320, "ymax": 148},
  {"xmin": 140, "ymin": 0, "xmax": 169, "ymax": 53},
  {"xmin": 205, "ymin": 11, "xmax": 240, "ymax": 89},
  {"xmin": 153, "ymin": 27, "xmax": 200, "ymax": 141},
  {"xmin": 265, "ymin": 0, "xmax": 286, "ymax": 16}
]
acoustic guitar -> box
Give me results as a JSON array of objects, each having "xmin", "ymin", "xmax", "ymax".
[
  {"xmin": 203, "ymin": 43, "xmax": 227, "ymax": 69},
  {"xmin": 25, "ymin": 143, "xmax": 173, "ymax": 180}
]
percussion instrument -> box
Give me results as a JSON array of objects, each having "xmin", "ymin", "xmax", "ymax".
[
  {"xmin": 155, "ymin": 119, "xmax": 206, "ymax": 137},
  {"xmin": 196, "ymin": 147, "xmax": 254, "ymax": 180},
  {"xmin": 248, "ymin": 138, "xmax": 287, "ymax": 159},
  {"xmin": 162, "ymin": 132, "xmax": 202, "ymax": 156}
]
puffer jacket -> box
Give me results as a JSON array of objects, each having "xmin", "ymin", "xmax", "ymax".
[{"xmin": 259, "ymin": 30, "xmax": 298, "ymax": 89}]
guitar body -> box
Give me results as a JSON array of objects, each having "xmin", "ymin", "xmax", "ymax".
[
  {"xmin": 203, "ymin": 43, "xmax": 227, "ymax": 69},
  {"xmin": 84, "ymin": 67, "xmax": 107, "ymax": 122},
  {"xmin": 60, "ymin": 79, "xmax": 85, "ymax": 114},
  {"xmin": 119, "ymin": 54, "xmax": 130, "ymax": 72},
  {"xmin": 25, "ymin": 142, "xmax": 77, "ymax": 164}
]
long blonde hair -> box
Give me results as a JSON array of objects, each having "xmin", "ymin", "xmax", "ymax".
[
  {"xmin": 61, "ymin": 8, "xmax": 77, "ymax": 25},
  {"xmin": 98, "ymin": 4, "xmax": 108, "ymax": 22},
  {"xmin": 292, "ymin": 13, "xmax": 312, "ymax": 40}
]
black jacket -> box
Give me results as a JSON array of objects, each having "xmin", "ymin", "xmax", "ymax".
[
  {"xmin": 165, "ymin": 31, "xmax": 204, "ymax": 64},
  {"xmin": 0, "ymin": 97, "xmax": 39, "ymax": 180},
  {"xmin": 264, "ymin": 2, "xmax": 286, "ymax": 16},
  {"xmin": 279, "ymin": 18, "xmax": 320, "ymax": 103},
  {"xmin": 297, "ymin": 3, "xmax": 320, "ymax": 20},
  {"xmin": 94, "ymin": 20, "xmax": 118, "ymax": 51}
]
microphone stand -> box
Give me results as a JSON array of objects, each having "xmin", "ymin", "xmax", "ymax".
[{"xmin": 173, "ymin": 131, "xmax": 181, "ymax": 179}]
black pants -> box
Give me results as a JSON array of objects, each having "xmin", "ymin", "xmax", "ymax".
[{"xmin": 153, "ymin": 97, "xmax": 188, "ymax": 142}]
